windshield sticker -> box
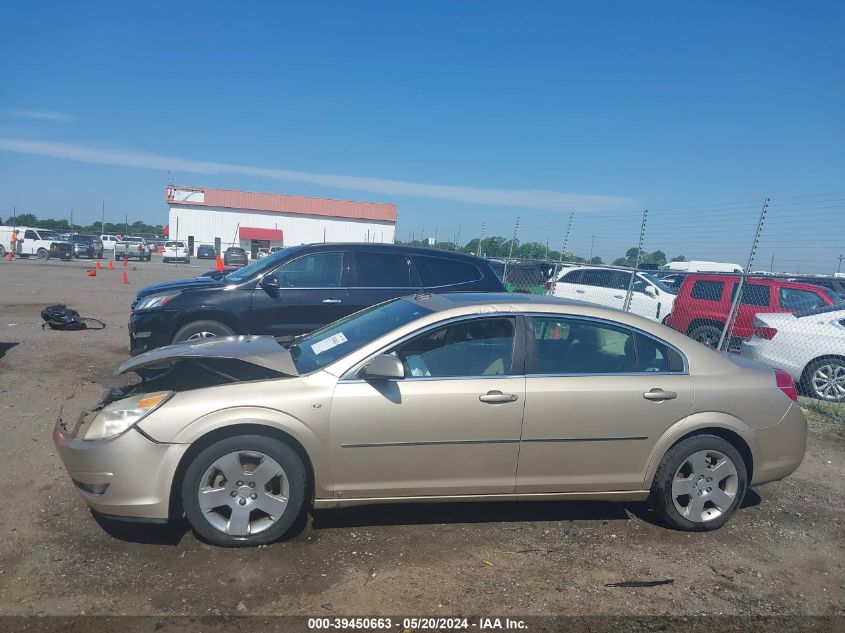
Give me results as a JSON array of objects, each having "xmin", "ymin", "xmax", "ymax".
[{"xmin": 310, "ymin": 331, "xmax": 348, "ymax": 355}]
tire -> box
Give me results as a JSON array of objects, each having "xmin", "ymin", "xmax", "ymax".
[
  {"xmin": 116, "ymin": 252, "xmax": 123, "ymax": 261},
  {"xmin": 181, "ymin": 434, "xmax": 307, "ymax": 547},
  {"xmin": 801, "ymin": 357, "xmax": 845, "ymax": 403},
  {"xmin": 37, "ymin": 248, "xmax": 49, "ymax": 260},
  {"xmin": 689, "ymin": 323, "xmax": 723, "ymax": 349},
  {"xmin": 146, "ymin": 253, "xmax": 152, "ymax": 261},
  {"xmin": 98, "ymin": 249, "xmax": 104, "ymax": 259},
  {"xmin": 163, "ymin": 257, "xmax": 169, "ymax": 264},
  {"xmin": 172, "ymin": 319, "xmax": 236, "ymax": 344},
  {"xmin": 648, "ymin": 434, "xmax": 747, "ymax": 531},
  {"xmin": 0, "ymin": 245, "xmax": 5, "ymax": 257}
]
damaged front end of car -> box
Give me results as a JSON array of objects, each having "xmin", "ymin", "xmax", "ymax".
[{"xmin": 66, "ymin": 336, "xmax": 299, "ymax": 441}]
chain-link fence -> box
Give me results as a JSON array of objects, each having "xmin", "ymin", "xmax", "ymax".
[{"xmin": 409, "ymin": 192, "xmax": 845, "ymax": 422}]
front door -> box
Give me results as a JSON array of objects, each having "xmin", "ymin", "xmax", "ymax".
[
  {"xmin": 249, "ymin": 251, "xmax": 349, "ymax": 337},
  {"xmin": 516, "ymin": 315, "xmax": 694, "ymax": 492},
  {"xmin": 330, "ymin": 316, "xmax": 525, "ymax": 498}
]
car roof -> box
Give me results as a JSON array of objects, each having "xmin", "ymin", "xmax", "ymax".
[
  {"xmin": 681, "ymin": 274, "xmax": 834, "ymax": 291},
  {"xmin": 409, "ymin": 291, "xmax": 598, "ymax": 312},
  {"xmin": 291, "ymin": 242, "xmax": 491, "ymax": 263}
]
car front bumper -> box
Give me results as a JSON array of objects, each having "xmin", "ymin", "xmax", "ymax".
[
  {"xmin": 129, "ymin": 310, "xmax": 180, "ymax": 355},
  {"xmin": 53, "ymin": 413, "xmax": 189, "ymax": 521}
]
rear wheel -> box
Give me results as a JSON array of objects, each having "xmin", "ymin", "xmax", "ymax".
[
  {"xmin": 649, "ymin": 434, "xmax": 747, "ymax": 531},
  {"xmin": 689, "ymin": 323, "xmax": 723, "ymax": 348},
  {"xmin": 802, "ymin": 358, "xmax": 845, "ymax": 402},
  {"xmin": 172, "ymin": 319, "xmax": 236, "ymax": 343},
  {"xmin": 37, "ymin": 248, "xmax": 49, "ymax": 260},
  {"xmin": 181, "ymin": 435, "xmax": 307, "ymax": 547}
]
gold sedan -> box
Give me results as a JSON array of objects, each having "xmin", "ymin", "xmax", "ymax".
[{"xmin": 54, "ymin": 293, "xmax": 806, "ymax": 547}]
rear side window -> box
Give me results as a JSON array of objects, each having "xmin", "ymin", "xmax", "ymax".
[
  {"xmin": 413, "ymin": 255, "xmax": 482, "ymax": 287},
  {"xmin": 559, "ymin": 270, "xmax": 583, "ymax": 284},
  {"xmin": 353, "ymin": 252, "xmax": 412, "ymax": 288},
  {"xmin": 581, "ymin": 270, "xmax": 615, "ymax": 288},
  {"xmin": 690, "ymin": 280, "xmax": 724, "ymax": 301},
  {"xmin": 740, "ymin": 283, "xmax": 771, "ymax": 307}
]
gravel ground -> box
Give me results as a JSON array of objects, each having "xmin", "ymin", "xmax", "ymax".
[{"xmin": 0, "ymin": 255, "xmax": 843, "ymax": 618}]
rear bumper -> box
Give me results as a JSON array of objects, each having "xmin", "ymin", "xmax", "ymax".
[
  {"xmin": 742, "ymin": 401, "xmax": 807, "ymax": 486},
  {"xmin": 53, "ymin": 415, "xmax": 188, "ymax": 520},
  {"xmin": 129, "ymin": 310, "xmax": 180, "ymax": 355}
]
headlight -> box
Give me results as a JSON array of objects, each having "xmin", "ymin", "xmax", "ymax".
[
  {"xmin": 134, "ymin": 291, "xmax": 181, "ymax": 311},
  {"xmin": 83, "ymin": 391, "xmax": 172, "ymax": 441}
]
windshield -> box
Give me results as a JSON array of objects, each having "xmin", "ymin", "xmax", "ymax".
[
  {"xmin": 642, "ymin": 273, "xmax": 677, "ymax": 294},
  {"xmin": 226, "ymin": 246, "xmax": 297, "ymax": 282},
  {"xmin": 289, "ymin": 298, "xmax": 433, "ymax": 374}
]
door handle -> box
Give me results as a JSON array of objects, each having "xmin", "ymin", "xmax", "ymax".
[
  {"xmin": 479, "ymin": 390, "xmax": 518, "ymax": 404},
  {"xmin": 575, "ymin": 289, "xmax": 586, "ymax": 294},
  {"xmin": 643, "ymin": 388, "xmax": 677, "ymax": 401},
  {"xmin": 322, "ymin": 298, "xmax": 342, "ymax": 304},
  {"xmin": 614, "ymin": 294, "xmax": 624, "ymax": 299}
]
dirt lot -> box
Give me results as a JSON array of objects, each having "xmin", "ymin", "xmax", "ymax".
[{"xmin": 0, "ymin": 255, "xmax": 843, "ymax": 619}]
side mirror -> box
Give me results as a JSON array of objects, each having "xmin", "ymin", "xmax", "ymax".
[
  {"xmin": 361, "ymin": 354, "xmax": 405, "ymax": 380},
  {"xmin": 261, "ymin": 274, "xmax": 280, "ymax": 293},
  {"xmin": 644, "ymin": 285, "xmax": 657, "ymax": 297}
]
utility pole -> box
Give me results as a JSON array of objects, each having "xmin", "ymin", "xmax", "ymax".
[
  {"xmin": 770, "ymin": 252, "xmax": 775, "ymax": 273},
  {"xmin": 101, "ymin": 201, "xmax": 105, "ymax": 236},
  {"xmin": 433, "ymin": 227, "xmax": 438, "ymax": 245},
  {"xmin": 838, "ymin": 253, "xmax": 843, "ymax": 274},
  {"xmin": 589, "ymin": 234, "xmax": 596, "ymax": 261},
  {"xmin": 719, "ymin": 197, "xmax": 769, "ymax": 351},
  {"xmin": 477, "ymin": 222, "xmax": 486, "ymax": 257},
  {"xmin": 124, "ymin": 212, "xmax": 129, "ymax": 237},
  {"xmin": 70, "ymin": 209, "xmax": 74, "ymax": 235},
  {"xmin": 545, "ymin": 239, "xmax": 549, "ymax": 261}
]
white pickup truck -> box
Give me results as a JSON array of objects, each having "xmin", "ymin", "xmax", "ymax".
[
  {"xmin": 0, "ymin": 226, "xmax": 73, "ymax": 260},
  {"xmin": 114, "ymin": 236, "xmax": 152, "ymax": 261}
]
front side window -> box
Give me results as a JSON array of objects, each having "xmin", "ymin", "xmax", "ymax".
[
  {"xmin": 779, "ymin": 287, "xmax": 826, "ymax": 311},
  {"xmin": 274, "ymin": 252, "xmax": 342, "ymax": 288},
  {"xmin": 690, "ymin": 280, "xmax": 725, "ymax": 301},
  {"xmin": 353, "ymin": 252, "xmax": 412, "ymax": 287},
  {"xmin": 389, "ymin": 317, "xmax": 516, "ymax": 378},
  {"xmin": 530, "ymin": 317, "xmax": 683, "ymax": 374}
]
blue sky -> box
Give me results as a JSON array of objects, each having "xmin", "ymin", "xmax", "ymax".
[{"xmin": 1, "ymin": 1, "xmax": 843, "ymax": 271}]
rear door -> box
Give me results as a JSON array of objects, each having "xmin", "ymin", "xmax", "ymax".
[
  {"xmin": 551, "ymin": 269, "xmax": 583, "ymax": 299},
  {"xmin": 248, "ymin": 250, "xmax": 349, "ymax": 337},
  {"xmin": 517, "ymin": 315, "xmax": 693, "ymax": 492},
  {"xmin": 345, "ymin": 251, "xmax": 417, "ymax": 316},
  {"xmin": 728, "ymin": 282, "xmax": 774, "ymax": 338},
  {"xmin": 575, "ymin": 269, "xmax": 621, "ymax": 308}
]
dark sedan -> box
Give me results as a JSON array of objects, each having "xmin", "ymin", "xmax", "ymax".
[
  {"xmin": 223, "ymin": 247, "xmax": 249, "ymax": 267},
  {"xmin": 197, "ymin": 244, "xmax": 217, "ymax": 259}
]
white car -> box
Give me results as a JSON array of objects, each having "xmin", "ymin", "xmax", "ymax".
[
  {"xmin": 100, "ymin": 235, "xmax": 120, "ymax": 252},
  {"xmin": 742, "ymin": 306, "xmax": 845, "ymax": 402},
  {"xmin": 163, "ymin": 240, "xmax": 190, "ymax": 264},
  {"xmin": 548, "ymin": 266, "xmax": 677, "ymax": 323}
]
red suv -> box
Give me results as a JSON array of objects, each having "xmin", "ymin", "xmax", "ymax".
[{"xmin": 666, "ymin": 274, "xmax": 840, "ymax": 347}]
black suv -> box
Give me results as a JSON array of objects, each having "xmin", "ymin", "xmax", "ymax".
[{"xmin": 129, "ymin": 243, "xmax": 506, "ymax": 355}]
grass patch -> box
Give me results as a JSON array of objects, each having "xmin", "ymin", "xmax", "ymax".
[{"xmin": 800, "ymin": 396, "xmax": 845, "ymax": 430}]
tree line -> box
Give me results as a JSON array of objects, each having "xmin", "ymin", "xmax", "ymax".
[{"xmin": 3, "ymin": 213, "xmax": 164, "ymax": 237}]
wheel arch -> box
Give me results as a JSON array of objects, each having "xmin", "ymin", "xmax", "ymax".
[
  {"xmin": 168, "ymin": 422, "xmax": 317, "ymax": 521},
  {"xmin": 643, "ymin": 414, "xmax": 755, "ymax": 489},
  {"xmin": 171, "ymin": 310, "xmax": 245, "ymax": 339},
  {"xmin": 686, "ymin": 318, "xmax": 726, "ymax": 335}
]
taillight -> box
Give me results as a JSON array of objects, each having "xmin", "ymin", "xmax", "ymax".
[
  {"xmin": 775, "ymin": 369, "xmax": 797, "ymax": 401},
  {"xmin": 754, "ymin": 326, "xmax": 778, "ymax": 340}
]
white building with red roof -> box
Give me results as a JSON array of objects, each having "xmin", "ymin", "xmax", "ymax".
[{"xmin": 164, "ymin": 185, "xmax": 397, "ymax": 259}]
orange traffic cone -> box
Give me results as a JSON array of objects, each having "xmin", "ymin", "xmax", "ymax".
[
  {"xmin": 95, "ymin": 259, "xmax": 101, "ymax": 269},
  {"xmin": 87, "ymin": 269, "xmax": 97, "ymax": 277},
  {"xmin": 122, "ymin": 271, "xmax": 129, "ymax": 284},
  {"xmin": 216, "ymin": 255, "xmax": 224, "ymax": 272},
  {"xmin": 108, "ymin": 259, "xmax": 114, "ymax": 270}
]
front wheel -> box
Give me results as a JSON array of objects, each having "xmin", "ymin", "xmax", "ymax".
[
  {"xmin": 648, "ymin": 434, "xmax": 747, "ymax": 531},
  {"xmin": 172, "ymin": 319, "xmax": 236, "ymax": 343},
  {"xmin": 181, "ymin": 435, "xmax": 307, "ymax": 547},
  {"xmin": 802, "ymin": 358, "xmax": 845, "ymax": 402}
]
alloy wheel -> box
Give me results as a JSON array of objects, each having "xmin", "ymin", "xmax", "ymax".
[
  {"xmin": 197, "ymin": 450, "xmax": 289, "ymax": 537},
  {"xmin": 811, "ymin": 363, "xmax": 845, "ymax": 401},
  {"xmin": 186, "ymin": 331, "xmax": 217, "ymax": 340},
  {"xmin": 671, "ymin": 449, "xmax": 738, "ymax": 523}
]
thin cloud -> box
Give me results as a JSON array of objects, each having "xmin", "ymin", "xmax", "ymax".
[
  {"xmin": 0, "ymin": 137, "xmax": 636, "ymax": 211},
  {"xmin": 9, "ymin": 110, "xmax": 75, "ymax": 122}
]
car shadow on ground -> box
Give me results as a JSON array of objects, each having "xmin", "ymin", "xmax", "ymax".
[
  {"xmin": 90, "ymin": 489, "xmax": 764, "ymax": 545},
  {"xmin": 0, "ymin": 342, "xmax": 19, "ymax": 360}
]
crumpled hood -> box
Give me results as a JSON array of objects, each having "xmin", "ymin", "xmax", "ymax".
[
  {"xmin": 136, "ymin": 275, "xmax": 225, "ymax": 298},
  {"xmin": 117, "ymin": 335, "xmax": 299, "ymax": 376}
]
